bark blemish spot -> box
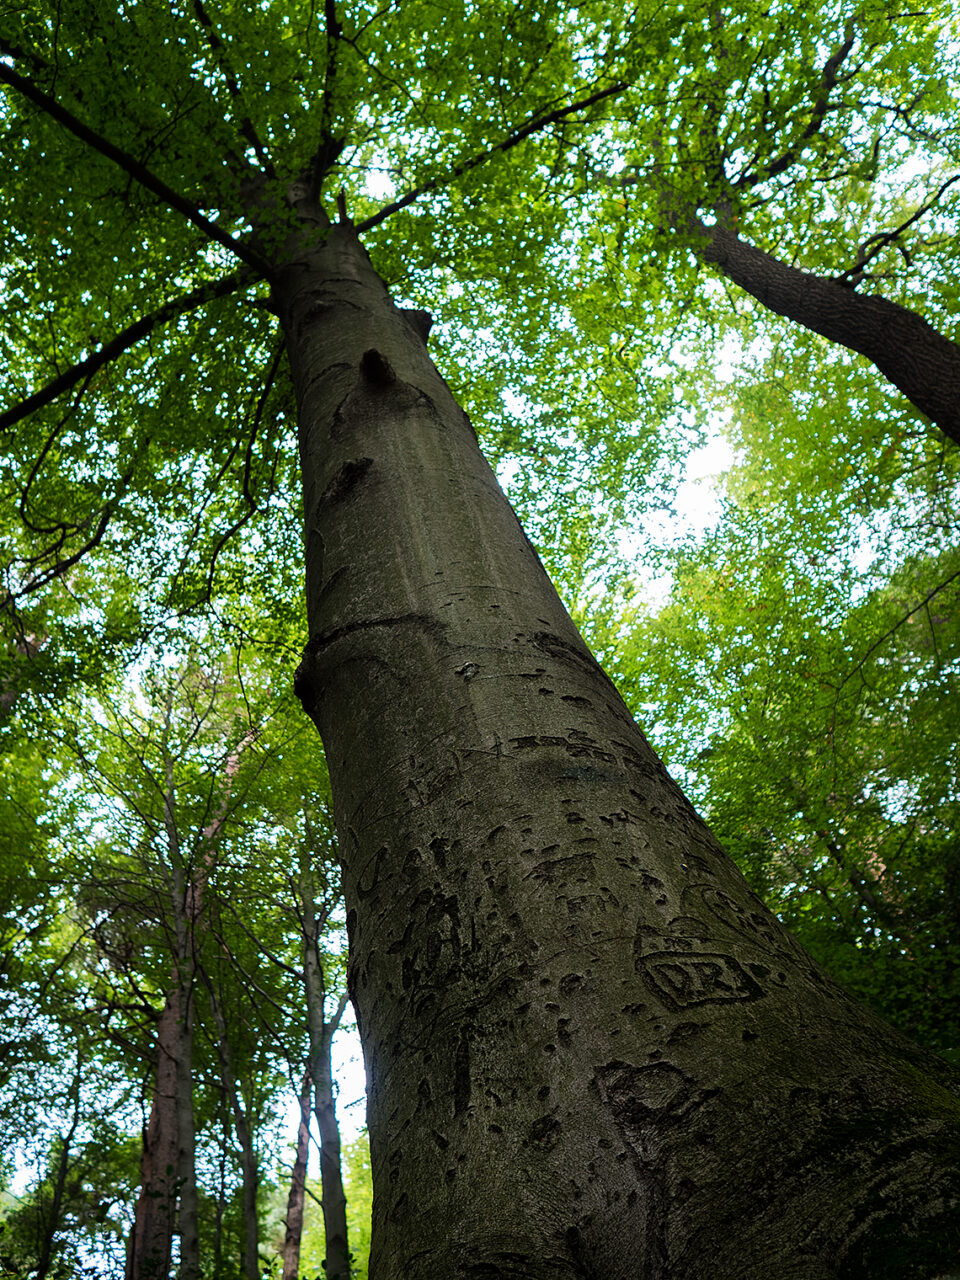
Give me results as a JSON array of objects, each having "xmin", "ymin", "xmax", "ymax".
[
  {"xmin": 319, "ymin": 456, "xmax": 373, "ymax": 506},
  {"xmin": 528, "ymin": 1114, "xmax": 561, "ymax": 1149},
  {"xmin": 668, "ymin": 1021, "xmax": 705, "ymax": 1044},
  {"xmin": 429, "ymin": 837, "xmax": 448, "ymax": 869},
  {"xmin": 561, "ymin": 694, "xmax": 593, "ymax": 707}
]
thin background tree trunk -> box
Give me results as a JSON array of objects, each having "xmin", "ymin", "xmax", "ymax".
[
  {"xmin": 300, "ymin": 847, "xmax": 351, "ymax": 1280},
  {"xmin": 281, "ymin": 1069, "xmax": 313, "ymax": 1280},
  {"xmin": 34, "ymin": 1051, "xmax": 83, "ymax": 1280}
]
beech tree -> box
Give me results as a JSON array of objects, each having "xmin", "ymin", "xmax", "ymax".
[
  {"xmin": 603, "ymin": 4, "xmax": 960, "ymax": 445},
  {"xmin": 2, "ymin": 2, "xmax": 960, "ymax": 1277}
]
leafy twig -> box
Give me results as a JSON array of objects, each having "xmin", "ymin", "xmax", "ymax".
[
  {"xmin": 356, "ymin": 80, "xmax": 628, "ymax": 233},
  {"xmin": 0, "ymin": 63, "xmax": 271, "ymax": 275}
]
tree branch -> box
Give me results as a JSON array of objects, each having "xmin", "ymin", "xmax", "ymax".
[
  {"xmin": 737, "ymin": 22, "xmax": 858, "ymax": 191},
  {"xmin": 0, "ymin": 63, "xmax": 271, "ymax": 275},
  {"xmin": 834, "ymin": 173, "xmax": 960, "ymax": 284},
  {"xmin": 190, "ymin": 0, "xmax": 275, "ymax": 176},
  {"xmin": 697, "ymin": 218, "xmax": 960, "ymax": 443},
  {"xmin": 0, "ymin": 269, "xmax": 253, "ymax": 433},
  {"xmin": 306, "ymin": 0, "xmax": 346, "ymax": 198},
  {"xmin": 356, "ymin": 80, "xmax": 627, "ymax": 233}
]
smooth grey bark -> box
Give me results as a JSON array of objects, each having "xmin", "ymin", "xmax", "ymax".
[
  {"xmin": 300, "ymin": 848, "xmax": 351, "ymax": 1280},
  {"xmin": 275, "ymin": 213, "xmax": 960, "ymax": 1280},
  {"xmin": 206, "ymin": 982, "xmax": 260, "ymax": 1280},
  {"xmin": 697, "ymin": 216, "xmax": 960, "ymax": 445},
  {"xmin": 281, "ymin": 1070, "xmax": 313, "ymax": 1280}
]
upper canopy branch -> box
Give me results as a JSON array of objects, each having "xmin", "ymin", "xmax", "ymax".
[
  {"xmin": 698, "ymin": 216, "xmax": 960, "ymax": 444},
  {"xmin": 834, "ymin": 172, "xmax": 960, "ymax": 284},
  {"xmin": 736, "ymin": 20, "xmax": 858, "ymax": 191},
  {"xmin": 190, "ymin": 0, "xmax": 275, "ymax": 177},
  {"xmin": 304, "ymin": 0, "xmax": 347, "ymax": 198},
  {"xmin": 356, "ymin": 79, "xmax": 628, "ymax": 233},
  {"xmin": 0, "ymin": 268, "xmax": 254, "ymax": 433},
  {"xmin": 0, "ymin": 62, "xmax": 272, "ymax": 277}
]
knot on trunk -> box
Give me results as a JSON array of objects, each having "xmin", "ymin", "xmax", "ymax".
[
  {"xmin": 401, "ymin": 307, "xmax": 434, "ymax": 345},
  {"xmin": 360, "ymin": 348, "xmax": 397, "ymax": 388}
]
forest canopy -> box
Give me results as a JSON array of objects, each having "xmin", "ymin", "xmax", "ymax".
[{"xmin": 1, "ymin": 0, "xmax": 959, "ymax": 1275}]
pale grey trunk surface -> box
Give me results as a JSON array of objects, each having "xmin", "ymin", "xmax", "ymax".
[
  {"xmin": 302, "ymin": 864, "xmax": 351, "ymax": 1280},
  {"xmin": 281, "ymin": 1071, "xmax": 312, "ymax": 1280},
  {"xmin": 209, "ymin": 986, "xmax": 260, "ymax": 1280},
  {"xmin": 275, "ymin": 216, "xmax": 960, "ymax": 1280}
]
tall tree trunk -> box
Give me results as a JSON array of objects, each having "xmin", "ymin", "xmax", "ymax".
[
  {"xmin": 128, "ymin": 755, "xmax": 207, "ymax": 1280},
  {"xmin": 126, "ymin": 967, "xmax": 197, "ymax": 1280},
  {"xmin": 275, "ymin": 214, "xmax": 960, "ymax": 1279},
  {"xmin": 696, "ymin": 215, "xmax": 960, "ymax": 445},
  {"xmin": 301, "ymin": 852, "xmax": 351, "ymax": 1280},
  {"xmin": 312, "ymin": 1008, "xmax": 350, "ymax": 1280},
  {"xmin": 281, "ymin": 1070, "xmax": 313, "ymax": 1280},
  {"xmin": 174, "ymin": 976, "xmax": 199, "ymax": 1280},
  {"xmin": 126, "ymin": 993, "xmax": 182, "ymax": 1280},
  {"xmin": 207, "ymin": 986, "xmax": 260, "ymax": 1280}
]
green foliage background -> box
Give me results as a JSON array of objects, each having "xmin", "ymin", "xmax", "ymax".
[{"xmin": 1, "ymin": 0, "xmax": 959, "ymax": 1271}]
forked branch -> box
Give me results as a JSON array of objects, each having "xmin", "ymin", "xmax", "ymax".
[
  {"xmin": 0, "ymin": 63, "xmax": 271, "ymax": 275},
  {"xmin": 0, "ymin": 269, "xmax": 254, "ymax": 433}
]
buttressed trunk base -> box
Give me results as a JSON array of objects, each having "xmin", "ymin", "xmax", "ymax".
[{"xmin": 275, "ymin": 217, "xmax": 960, "ymax": 1280}]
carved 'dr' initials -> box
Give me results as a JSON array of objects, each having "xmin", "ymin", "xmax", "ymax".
[{"xmin": 638, "ymin": 951, "xmax": 765, "ymax": 1011}]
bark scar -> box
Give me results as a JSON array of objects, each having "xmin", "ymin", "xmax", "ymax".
[{"xmin": 319, "ymin": 457, "xmax": 374, "ymax": 506}]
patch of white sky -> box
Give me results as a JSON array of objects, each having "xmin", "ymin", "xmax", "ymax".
[{"xmin": 495, "ymin": 327, "xmax": 739, "ymax": 612}]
